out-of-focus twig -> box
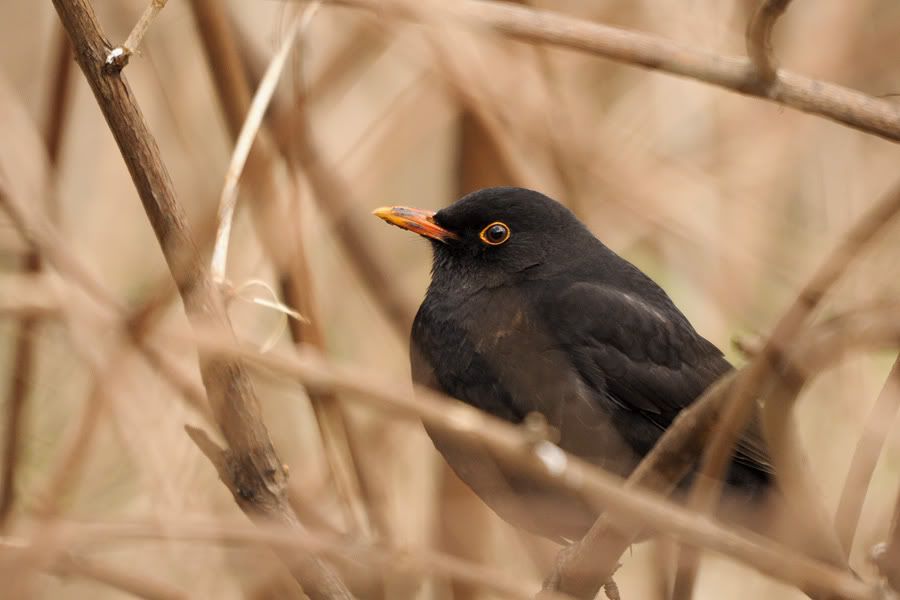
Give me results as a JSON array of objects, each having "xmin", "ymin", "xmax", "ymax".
[
  {"xmin": 45, "ymin": 520, "xmax": 575, "ymax": 600},
  {"xmin": 0, "ymin": 249, "xmax": 39, "ymax": 528},
  {"xmin": 43, "ymin": 26, "xmax": 73, "ymax": 179},
  {"xmin": 686, "ymin": 177, "xmax": 900, "ymax": 532},
  {"xmin": 48, "ymin": 1, "xmax": 354, "ymax": 598},
  {"xmin": 835, "ymin": 358, "xmax": 900, "ymax": 556},
  {"xmin": 290, "ymin": 80, "xmax": 418, "ymax": 335},
  {"xmin": 0, "ymin": 25, "xmax": 73, "ymax": 528},
  {"xmin": 873, "ymin": 489, "xmax": 900, "ymax": 592},
  {"xmin": 0, "ymin": 538, "xmax": 190, "ymax": 600},
  {"xmin": 746, "ymin": 0, "xmax": 793, "ymax": 84},
  {"xmin": 209, "ymin": 4, "xmax": 319, "ymax": 283},
  {"xmin": 188, "ymin": 0, "xmax": 376, "ymax": 541},
  {"xmin": 333, "ymin": 0, "xmax": 900, "ymax": 143}
]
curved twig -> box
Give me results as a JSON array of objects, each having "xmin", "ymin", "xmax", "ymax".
[{"xmin": 746, "ymin": 0, "xmax": 794, "ymax": 84}]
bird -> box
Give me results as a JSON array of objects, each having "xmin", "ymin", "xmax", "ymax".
[{"xmin": 373, "ymin": 186, "xmax": 773, "ymax": 543}]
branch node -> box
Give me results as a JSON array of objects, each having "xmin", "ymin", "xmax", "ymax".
[{"xmin": 102, "ymin": 47, "xmax": 129, "ymax": 74}]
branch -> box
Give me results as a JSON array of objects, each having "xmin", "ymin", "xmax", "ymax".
[
  {"xmin": 541, "ymin": 179, "xmax": 900, "ymax": 597},
  {"xmin": 48, "ymin": 1, "xmax": 353, "ymax": 598},
  {"xmin": 835, "ymin": 358, "xmax": 900, "ymax": 555},
  {"xmin": 686, "ymin": 178, "xmax": 900, "ymax": 530},
  {"xmin": 873, "ymin": 489, "xmax": 900, "ymax": 592},
  {"xmin": 185, "ymin": 336, "xmax": 878, "ymax": 600},
  {"xmin": 188, "ymin": 0, "xmax": 376, "ymax": 539},
  {"xmin": 746, "ymin": 0, "xmax": 793, "ymax": 84},
  {"xmin": 332, "ymin": 0, "xmax": 900, "ymax": 143},
  {"xmin": 0, "ymin": 539, "xmax": 189, "ymax": 600}
]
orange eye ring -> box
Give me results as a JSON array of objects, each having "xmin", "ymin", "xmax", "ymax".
[{"xmin": 479, "ymin": 222, "xmax": 511, "ymax": 246}]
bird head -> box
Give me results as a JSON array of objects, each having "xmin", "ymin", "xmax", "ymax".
[{"xmin": 374, "ymin": 187, "xmax": 592, "ymax": 289}]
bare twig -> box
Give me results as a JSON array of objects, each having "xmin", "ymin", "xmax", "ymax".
[
  {"xmin": 873, "ymin": 489, "xmax": 900, "ymax": 591},
  {"xmin": 835, "ymin": 358, "xmax": 900, "ymax": 556},
  {"xmin": 290, "ymin": 76, "xmax": 418, "ymax": 335},
  {"xmin": 48, "ymin": 1, "xmax": 353, "ymax": 597},
  {"xmin": 105, "ymin": 0, "xmax": 168, "ymax": 70},
  {"xmin": 0, "ymin": 538, "xmax": 190, "ymax": 600},
  {"xmin": 43, "ymin": 25, "xmax": 73, "ymax": 176},
  {"xmin": 210, "ymin": 4, "xmax": 320, "ymax": 283},
  {"xmin": 333, "ymin": 0, "xmax": 900, "ymax": 143},
  {"xmin": 0, "ymin": 250, "xmax": 38, "ymax": 527},
  {"xmin": 746, "ymin": 0, "xmax": 793, "ymax": 84}
]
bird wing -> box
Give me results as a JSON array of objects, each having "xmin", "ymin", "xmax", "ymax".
[{"xmin": 541, "ymin": 281, "xmax": 773, "ymax": 475}]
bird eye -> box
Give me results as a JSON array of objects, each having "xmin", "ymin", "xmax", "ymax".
[{"xmin": 479, "ymin": 222, "xmax": 511, "ymax": 246}]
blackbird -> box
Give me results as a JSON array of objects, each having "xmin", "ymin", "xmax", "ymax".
[{"xmin": 374, "ymin": 187, "xmax": 773, "ymax": 542}]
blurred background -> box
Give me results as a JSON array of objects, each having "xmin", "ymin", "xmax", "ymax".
[{"xmin": 2, "ymin": 0, "xmax": 900, "ymax": 598}]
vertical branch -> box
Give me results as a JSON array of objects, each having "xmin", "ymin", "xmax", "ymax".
[
  {"xmin": 186, "ymin": 0, "xmax": 375, "ymax": 541},
  {"xmin": 684, "ymin": 178, "xmax": 900, "ymax": 543},
  {"xmin": 835, "ymin": 357, "xmax": 900, "ymax": 556},
  {"xmin": 0, "ymin": 249, "xmax": 39, "ymax": 527},
  {"xmin": 48, "ymin": 1, "xmax": 353, "ymax": 598},
  {"xmin": 0, "ymin": 22, "xmax": 73, "ymax": 528}
]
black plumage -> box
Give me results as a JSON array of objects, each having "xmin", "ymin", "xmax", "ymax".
[{"xmin": 374, "ymin": 187, "xmax": 773, "ymax": 542}]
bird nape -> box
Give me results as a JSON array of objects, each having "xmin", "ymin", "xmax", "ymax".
[{"xmin": 373, "ymin": 186, "xmax": 773, "ymax": 543}]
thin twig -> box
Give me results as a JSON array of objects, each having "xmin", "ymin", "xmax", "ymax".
[
  {"xmin": 873, "ymin": 489, "xmax": 900, "ymax": 591},
  {"xmin": 210, "ymin": 3, "xmax": 320, "ymax": 283},
  {"xmin": 835, "ymin": 358, "xmax": 900, "ymax": 556},
  {"xmin": 105, "ymin": 0, "xmax": 168, "ymax": 70},
  {"xmin": 42, "ymin": 520, "xmax": 575, "ymax": 600},
  {"xmin": 333, "ymin": 0, "xmax": 900, "ymax": 143},
  {"xmin": 0, "ymin": 250, "xmax": 38, "ymax": 527}
]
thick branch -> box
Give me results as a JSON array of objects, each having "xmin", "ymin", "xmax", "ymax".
[
  {"xmin": 48, "ymin": 1, "xmax": 352, "ymax": 598},
  {"xmin": 333, "ymin": 0, "xmax": 900, "ymax": 143}
]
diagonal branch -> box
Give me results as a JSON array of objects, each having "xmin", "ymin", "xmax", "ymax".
[
  {"xmin": 333, "ymin": 0, "xmax": 900, "ymax": 142},
  {"xmin": 835, "ymin": 358, "xmax": 900, "ymax": 556},
  {"xmin": 47, "ymin": 0, "xmax": 354, "ymax": 598}
]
